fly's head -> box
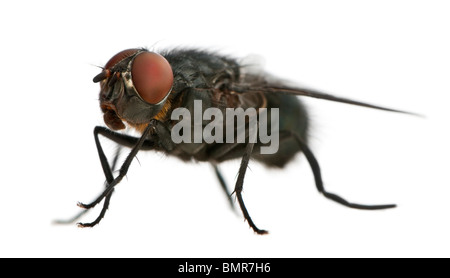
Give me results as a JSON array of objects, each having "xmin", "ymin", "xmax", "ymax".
[{"xmin": 93, "ymin": 48, "xmax": 174, "ymax": 130}]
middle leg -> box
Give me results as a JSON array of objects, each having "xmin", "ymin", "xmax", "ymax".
[{"xmin": 233, "ymin": 142, "xmax": 268, "ymax": 235}]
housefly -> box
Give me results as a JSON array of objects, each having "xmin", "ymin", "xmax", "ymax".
[{"xmin": 60, "ymin": 48, "xmax": 417, "ymax": 234}]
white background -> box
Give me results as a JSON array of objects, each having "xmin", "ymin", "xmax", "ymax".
[{"xmin": 1, "ymin": 0, "xmax": 449, "ymax": 258}]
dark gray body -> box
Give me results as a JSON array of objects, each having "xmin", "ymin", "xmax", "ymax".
[{"xmin": 152, "ymin": 49, "xmax": 309, "ymax": 168}]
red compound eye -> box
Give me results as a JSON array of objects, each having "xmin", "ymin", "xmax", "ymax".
[
  {"xmin": 131, "ymin": 52, "xmax": 174, "ymax": 104},
  {"xmin": 104, "ymin": 48, "xmax": 141, "ymax": 69}
]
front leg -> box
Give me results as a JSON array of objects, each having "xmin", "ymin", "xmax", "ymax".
[
  {"xmin": 77, "ymin": 123, "xmax": 154, "ymax": 227},
  {"xmin": 75, "ymin": 145, "xmax": 121, "ymax": 227}
]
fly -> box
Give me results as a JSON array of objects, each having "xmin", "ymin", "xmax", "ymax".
[{"xmin": 59, "ymin": 48, "xmax": 418, "ymax": 234}]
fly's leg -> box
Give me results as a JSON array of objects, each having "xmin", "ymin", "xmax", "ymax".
[
  {"xmin": 55, "ymin": 126, "xmax": 153, "ymax": 225},
  {"xmin": 283, "ymin": 130, "xmax": 396, "ymax": 210},
  {"xmin": 92, "ymin": 126, "xmax": 156, "ymax": 151},
  {"xmin": 233, "ymin": 142, "xmax": 268, "ymax": 235},
  {"xmin": 76, "ymin": 124, "xmax": 154, "ymax": 227},
  {"xmin": 212, "ymin": 164, "xmax": 235, "ymax": 210},
  {"xmin": 78, "ymin": 125, "xmax": 152, "ymax": 210},
  {"xmin": 86, "ymin": 146, "xmax": 123, "ymax": 226},
  {"xmin": 76, "ymin": 147, "xmax": 122, "ymax": 228},
  {"xmin": 53, "ymin": 147, "xmax": 122, "ymax": 225}
]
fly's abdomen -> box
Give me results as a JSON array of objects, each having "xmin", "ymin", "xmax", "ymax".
[{"xmin": 252, "ymin": 94, "xmax": 308, "ymax": 168}]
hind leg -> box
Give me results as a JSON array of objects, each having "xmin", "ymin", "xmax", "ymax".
[{"xmin": 281, "ymin": 130, "xmax": 396, "ymax": 210}]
